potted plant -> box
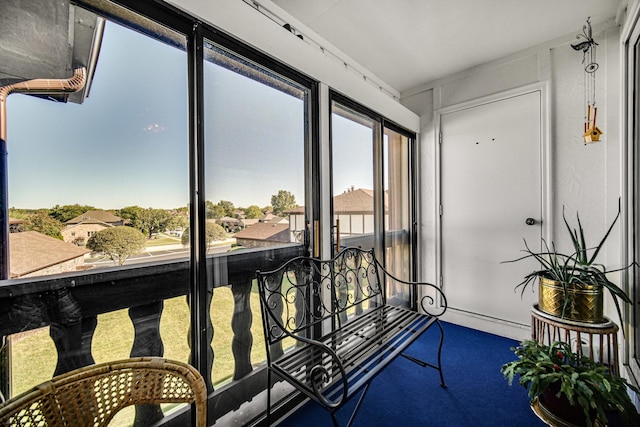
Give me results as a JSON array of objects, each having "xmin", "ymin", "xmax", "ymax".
[
  {"xmin": 501, "ymin": 340, "xmax": 640, "ymax": 427},
  {"xmin": 505, "ymin": 204, "xmax": 633, "ymax": 324}
]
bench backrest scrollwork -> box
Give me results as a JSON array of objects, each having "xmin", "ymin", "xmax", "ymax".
[{"xmin": 256, "ymin": 247, "xmax": 383, "ymax": 347}]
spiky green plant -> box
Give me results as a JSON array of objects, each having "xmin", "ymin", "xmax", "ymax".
[{"xmin": 505, "ymin": 202, "xmax": 633, "ymax": 326}]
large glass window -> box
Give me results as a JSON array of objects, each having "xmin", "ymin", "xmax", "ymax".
[
  {"xmin": 331, "ymin": 101, "xmax": 377, "ymax": 252},
  {"xmin": 0, "ymin": 1, "xmax": 315, "ymax": 420},
  {"xmin": 384, "ymin": 126, "xmax": 414, "ymax": 305},
  {"xmin": 203, "ymin": 43, "xmax": 307, "ymax": 253},
  {"xmin": 203, "ymin": 41, "xmax": 309, "ymax": 385},
  {"xmin": 0, "ymin": 0, "xmax": 419, "ymax": 424},
  {"xmin": 7, "ymin": 20, "xmax": 189, "ymax": 274},
  {"xmin": 1, "ymin": 4, "xmax": 190, "ymax": 423},
  {"xmin": 330, "ymin": 96, "xmax": 416, "ymax": 307}
]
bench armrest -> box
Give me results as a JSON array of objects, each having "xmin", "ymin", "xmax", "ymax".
[
  {"xmin": 292, "ymin": 334, "xmax": 348, "ymax": 409},
  {"xmin": 258, "ymin": 288, "xmax": 348, "ymax": 408},
  {"xmin": 374, "ymin": 258, "xmax": 448, "ymax": 317},
  {"xmin": 268, "ymin": 325, "xmax": 348, "ymax": 409}
]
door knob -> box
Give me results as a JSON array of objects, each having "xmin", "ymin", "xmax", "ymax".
[{"xmin": 525, "ymin": 218, "xmax": 536, "ymax": 226}]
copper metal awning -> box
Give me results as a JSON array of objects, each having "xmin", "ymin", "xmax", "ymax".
[{"xmin": 0, "ymin": 0, "xmax": 103, "ymax": 104}]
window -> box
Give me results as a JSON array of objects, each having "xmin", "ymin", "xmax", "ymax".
[
  {"xmin": 201, "ymin": 40, "xmax": 311, "ymax": 385},
  {"xmin": 6, "ymin": 14, "xmax": 189, "ymax": 275},
  {"xmin": 383, "ymin": 125, "xmax": 415, "ymax": 305},
  {"xmin": 1, "ymin": 3, "xmax": 315, "ymax": 419},
  {"xmin": 331, "ymin": 101, "xmax": 377, "ymax": 252},
  {"xmin": 330, "ymin": 93, "xmax": 417, "ymax": 292},
  {"xmin": 1, "ymin": 3, "xmax": 190, "ymax": 416},
  {"xmin": 203, "ymin": 42, "xmax": 308, "ymax": 254},
  {"xmin": 0, "ymin": 0, "xmax": 421, "ymax": 423}
]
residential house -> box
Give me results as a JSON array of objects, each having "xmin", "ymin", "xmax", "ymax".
[
  {"xmin": 9, "ymin": 231, "xmax": 91, "ymax": 278},
  {"xmin": 61, "ymin": 210, "xmax": 124, "ymax": 245},
  {"xmin": 239, "ymin": 218, "xmax": 260, "ymax": 229},
  {"xmin": 332, "ymin": 187, "xmax": 388, "ymax": 236},
  {"xmin": 233, "ymin": 222, "xmax": 291, "ymax": 248},
  {"xmin": 259, "ymin": 213, "xmax": 287, "ymax": 223},
  {"xmin": 8, "ymin": 218, "xmax": 25, "ymax": 233},
  {"xmin": 287, "ymin": 188, "xmax": 389, "ymax": 244},
  {"xmin": 216, "ymin": 216, "xmax": 241, "ymax": 232}
]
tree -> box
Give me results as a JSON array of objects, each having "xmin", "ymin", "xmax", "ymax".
[
  {"xmin": 206, "ymin": 200, "xmax": 236, "ymax": 219},
  {"xmin": 244, "ymin": 205, "xmax": 263, "ymax": 219},
  {"xmin": 87, "ymin": 226, "xmax": 146, "ymax": 265},
  {"xmin": 172, "ymin": 206, "xmax": 190, "ymax": 225},
  {"xmin": 205, "ymin": 200, "xmax": 218, "ymax": 219},
  {"xmin": 271, "ymin": 190, "xmax": 297, "ymax": 216},
  {"xmin": 50, "ymin": 204, "xmax": 96, "ymax": 223},
  {"xmin": 173, "ymin": 206, "xmax": 189, "ymax": 215},
  {"xmin": 134, "ymin": 208, "xmax": 173, "ymax": 238},
  {"xmin": 217, "ymin": 200, "xmax": 235, "ymax": 217},
  {"xmin": 168, "ymin": 212, "xmax": 189, "ymax": 231},
  {"xmin": 25, "ymin": 211, "xmax": 64, "ymax": 239},
  {"xmin": 207, "ymin": 204, "xmax": 226, "ymax": 219},
  {"xmin": 181, "ymin": 223, "xmax": 227, "ymax": 252},
  {"xmin": 117, "ymin": 205, "xmax": 144, "ymax": 224},
  {"xmin": 8, "ymin": 208, "xmax": 34, "ymax": 219}
]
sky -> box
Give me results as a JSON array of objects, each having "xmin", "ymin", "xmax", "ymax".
[
  {"xmin": 8, "ymin": 21, "xmax": 189, "ymax": 210},
  {"xmin": 203, "ymin": 51, "xmax": 305, "ymax": 208},
  {"xmin": 332, "ymin": 114, "xmax": 374, "ymax": 194},
  {"xmin": 7, "ymin": 16, "xmax": 372, "ymax": 211}
]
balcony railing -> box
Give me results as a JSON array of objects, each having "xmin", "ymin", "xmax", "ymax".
[{"xmin": 0, "ymin": 244, "xmax": 305, "ymax": 425}]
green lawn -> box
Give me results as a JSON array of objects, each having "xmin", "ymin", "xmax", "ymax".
[
  {"xmin": 9, "ymin": 286, "xmax": 269, "ymax": 426},
  {"xmin": 145, "ymin": 234, "xmax": 182, "ymax": 247}
]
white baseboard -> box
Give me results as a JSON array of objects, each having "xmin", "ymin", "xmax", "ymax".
[{"xmin": 442, "ymin": 308, "xmax": 531, "ymax": 342}]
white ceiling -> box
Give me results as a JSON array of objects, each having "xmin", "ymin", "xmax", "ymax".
[{"xmin": 271, "ymin": 0, "xmax": 623, "ymax": 95}]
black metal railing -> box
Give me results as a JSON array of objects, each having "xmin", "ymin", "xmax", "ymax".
[{"xmin": 0, "ymin": 244, "xmax": 304, "ymax": 425}]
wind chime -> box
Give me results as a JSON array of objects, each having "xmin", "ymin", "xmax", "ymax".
[{"xmin": 572, "ymin": 17, "xmax": 601, "ymax": 144}]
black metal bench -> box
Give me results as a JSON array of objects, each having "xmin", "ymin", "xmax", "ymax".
[{"xmin": 256, "ymin": 247, "xmax": 447, "ymax": 426}]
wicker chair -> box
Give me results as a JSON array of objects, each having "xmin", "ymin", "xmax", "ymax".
[{"xmin": 0, "ymin": 357, "xmax": 207, "ymax": 426}]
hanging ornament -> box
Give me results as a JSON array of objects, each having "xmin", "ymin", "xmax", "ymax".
[{"xmin": 571, "ymin": 17, "xmax": 601, "ymax": 144}]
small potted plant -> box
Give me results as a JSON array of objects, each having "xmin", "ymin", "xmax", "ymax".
[
  {"xmin": 505, "ymin": 203, "xmax": 633, "ymax": 324},
  {"xmin": 501, "ymin": 340, "xmax": 640, "ymax": 427}
]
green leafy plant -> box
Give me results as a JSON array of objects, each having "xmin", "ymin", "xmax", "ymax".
[
  {"xmin": 501, "ymin": 340, "xmax": 640, "ymax": 427},
  {"xmin": 505, "ymin": 203, "xmax": 633, "ymax": 325}
]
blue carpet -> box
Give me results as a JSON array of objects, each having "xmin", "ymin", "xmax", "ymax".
[{"xmin": 278, "ymin": 321, "xmax": 546, "ymax": 426}]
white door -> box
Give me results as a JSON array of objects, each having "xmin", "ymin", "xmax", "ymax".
[{"xmin": 440, "ymin": 91, "xmax": 542, "ymax": 326}]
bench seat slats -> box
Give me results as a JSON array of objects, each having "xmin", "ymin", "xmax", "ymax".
[
  {"xmin": 256, "ymin": 247, "xmax": 447, "ymax": 426},
  {"xmin": 272, "ymin": 305, "xmax": 437, "ymax": 402}
]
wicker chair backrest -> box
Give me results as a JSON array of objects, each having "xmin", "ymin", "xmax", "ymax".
[{"xmin": 0, "ymin": 357, "xmax": 207, "ymax": 426}]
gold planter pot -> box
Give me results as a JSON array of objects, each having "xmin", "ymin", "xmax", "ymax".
[{"xmin": 538, "ymin": 277, "xmax": 604, "ymax": 323}]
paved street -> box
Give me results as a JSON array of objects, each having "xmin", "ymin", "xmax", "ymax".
[{"xmin": 85, "ymin": 244, "xmax": 232, "ymax": 267}]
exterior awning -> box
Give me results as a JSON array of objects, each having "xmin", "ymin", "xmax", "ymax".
[{"xmin": 0, "ymin": 0, "xmax": 103, "ymax": 104}]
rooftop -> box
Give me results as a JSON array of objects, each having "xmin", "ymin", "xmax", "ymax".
[
  {"xmin": 65, "ymin": 210, "xmax": 123, "ymax": 225},
  {"xmin": 9, "ymin": 231, "xmax": 90, "ymax": 277},
  {"xmin": 234, "ymin": 222, "xmax": 290, "ymax": 241}
]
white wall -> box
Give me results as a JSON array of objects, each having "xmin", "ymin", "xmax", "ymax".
[{"xmin": 403, "ymin": 20, "xmax": 624, "ymax": 335}]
